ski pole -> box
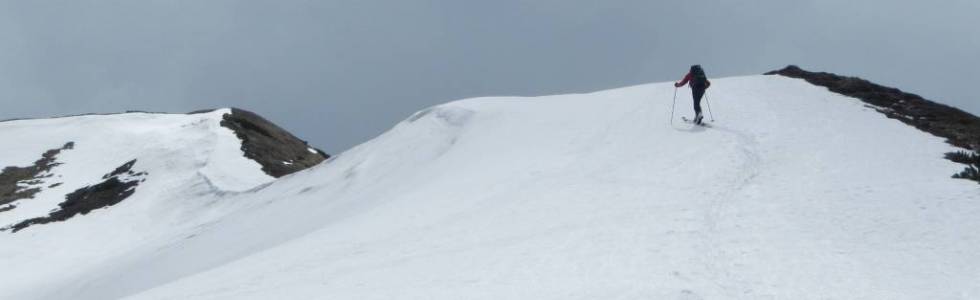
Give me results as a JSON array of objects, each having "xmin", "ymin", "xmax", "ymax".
[
  {"xmin": 705, "ymin": 92, "xmax": 715, "ymax": 122},
  {"xmin": 670, "ymin": 87, "xmax": 677, "ymax": 125}
]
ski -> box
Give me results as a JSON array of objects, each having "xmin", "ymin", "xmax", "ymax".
[{"xmin": 681, "ymin": 117, "xmax": 710, "ymax": 127}]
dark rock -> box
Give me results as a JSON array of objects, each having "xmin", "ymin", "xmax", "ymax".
[
  {"xmin": 7, "ymin": 159, "xmax": 147, "ymax": 232},
  {"xmin": 766, "ymin": 65, "xmax": 980, "ymax": 151},
  {"xmin": 2, "ymin": 109, "xmax": 329, "ymax": 178},
  {"xmin": 220, "ymin": 108, "xmax": 329, "ymax": 177},
  {"xmin": 104, "ymin": 160, "xmax": 138, "ymax": 179},
  {"xmin": 767, "ymin": 65, "xmax": 980, "ymax": 184},
  {"xmin": 0, "ymin": 142, "xmax": 74, "ymax": 207}
]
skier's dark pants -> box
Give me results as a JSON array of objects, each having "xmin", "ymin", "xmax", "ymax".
[{"xmin": 691, "ymin": 86, "xmax": 706, "ymax": 116}]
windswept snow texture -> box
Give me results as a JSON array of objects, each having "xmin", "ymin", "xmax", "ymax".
[
  {"xmin": 0, "ymin": 109, "xmax": 274, "ymax": 226},
  {"xmin": 3, "ymin": 77, "xmax": 980, "ymax": 299}
]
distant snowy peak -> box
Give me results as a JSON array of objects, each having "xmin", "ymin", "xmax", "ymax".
[{"xmin": 0, "ymin": 108, "xmax": 327, "ymax": 233}]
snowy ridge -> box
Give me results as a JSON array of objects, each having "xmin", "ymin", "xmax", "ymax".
[
  {"xmin": 0, "ymin": 109, "xmax": 282, "ymax": 297},
  {"xmin": 3, "ymin": 76, "xmax": 979, "ymax": 299}
]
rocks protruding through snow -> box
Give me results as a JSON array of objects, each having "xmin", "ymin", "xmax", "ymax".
[
  {"xmin": 219, "ymin": 108, "xmax": 329, "ymax": 178},
  {"xmin": 0, "ymin": 142, "xmax": 74, "ymax": 208},
  {"xmin": 104, "ymin": 159, "xmax": 138, "ymax": 179},
  {"xmin": 767, "ymin": 65, "xmax": 980, "ymax": 184},
  {"xmin": 766, "ymin": 65, "xmax": 980, "ymax": 151},
  {"xmin": 945, "ymin": 151, "xmax": 980, "ymax": 183},
  {"xmin": 6, "ymin": 159, "xmax": 147, "ymax": 233}
]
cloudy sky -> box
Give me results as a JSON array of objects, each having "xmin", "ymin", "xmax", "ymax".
[{"xmin": 1, "ymin": 0, "xmax": 977, "ymax": 153}]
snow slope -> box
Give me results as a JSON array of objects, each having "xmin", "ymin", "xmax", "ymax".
[
  {"xmin": 0, "ymin": 109, "xmax": 276, "ymax": 297},
  {"xmin": 4, "ymin": 76, "xmax": 980, "ymax": 299}
]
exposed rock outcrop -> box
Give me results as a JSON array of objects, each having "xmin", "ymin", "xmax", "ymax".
[
  {"xmin": 7, "ymin": 159, "xmax": 146, "ymax": 232},
  {"xmin": 3, "ymin": 109, "xmax": 331, "ymax": 178},
  {"xmin": 220, "ymin": 108, "xmax": 329, "ymax": 177},
  {"xmin": 766, "ymin": 65, "xmax": 980, "ymax": 151},
  {"xmin": 0, "ymin": 142, "xmax": 73, "ymax": 207},
  {"xmin": 768, "ymin": 65, "xmax": 980, "ymax": 183}
]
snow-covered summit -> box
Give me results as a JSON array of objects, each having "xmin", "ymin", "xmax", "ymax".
[
  {"xmin": 0, "ymin": 108, "xmax": 326, "ymax": 232},
  {"xmin": 3, "ymin": 74, "xmax": 979, "ymax": 299}
]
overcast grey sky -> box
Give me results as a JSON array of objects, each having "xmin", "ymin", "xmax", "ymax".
[{"xmin": 1, "ymin": 0, "xmax": 977, "ymax": 153}]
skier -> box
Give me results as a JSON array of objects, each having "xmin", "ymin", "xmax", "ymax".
[{"xmin": 674, "ymin": 65, "xmax": 711, "ymax": 125}]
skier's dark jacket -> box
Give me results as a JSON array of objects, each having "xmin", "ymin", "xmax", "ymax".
[{"xmin": 674, "ymin": 70, "xmax": 711, "ymax": 89}]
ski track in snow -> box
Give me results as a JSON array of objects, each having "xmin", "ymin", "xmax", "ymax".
[{"xmin": 2, "ymin": 76, "xmax": 979, "ymax": 300}]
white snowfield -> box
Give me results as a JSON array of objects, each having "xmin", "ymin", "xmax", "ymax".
[
  {"xmin": 0, "ymin": 109, "xmax": 273, "ymax": 298},
  {"xmin": 3, "ymin": 76, "xmax": 979, "ymax": 299}
]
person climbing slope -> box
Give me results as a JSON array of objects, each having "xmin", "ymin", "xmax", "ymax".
[{"xmin": 675, "ymin": 65, "xmax": 711, "ymax": 125}]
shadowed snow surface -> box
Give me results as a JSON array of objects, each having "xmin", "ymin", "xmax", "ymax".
[{"xmin": 3, "ymin": 76, "xmax": 979, "ymax": 299}]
